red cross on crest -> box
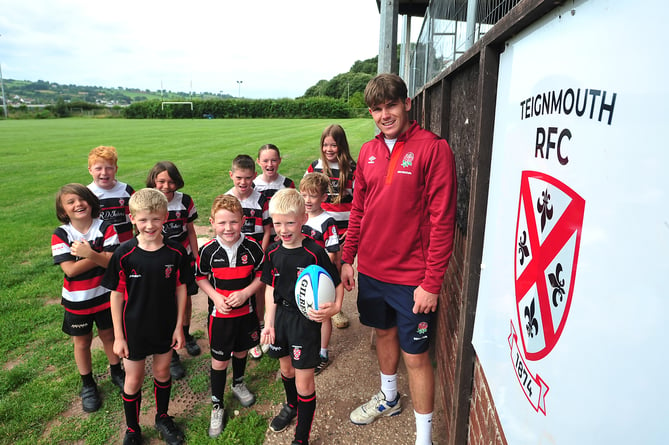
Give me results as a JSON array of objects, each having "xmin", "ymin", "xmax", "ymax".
[{"xmin": 514, "ymin": 171, "xmax": 585, "ymax": 361}]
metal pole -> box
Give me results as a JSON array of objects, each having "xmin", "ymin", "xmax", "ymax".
[
  {"xmin": 0, "ymin": 34, "xmax": 7, "ymax": 119},
  {"xmin": 236, "ymin": 80, "xmax": 243, "ymax": 98},
  {"xmin": 465, "ymin": 0, "xmax": 479, "ymax": 50},
  {"xmin": 378, "ymin": 0, "xmax": 399, "ymax": 74},
  {"xmin": 400, "ymin": 15, "xmax": 412, "ymax": 81},
  {"xmin": 0, "ymin": 63, "xmax": 7, "ymax": 119}
]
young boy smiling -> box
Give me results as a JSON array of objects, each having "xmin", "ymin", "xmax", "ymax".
[
  {"xmin": 87, "ymin": 146, "xmax": 135, "ymax": 242},
  {"xmin": 103, "ymin": 188, "xmax": 194, "ymax": 445},
  {"xmin": 226, "ymin": 154, "xmax": 271, "ymax": 359},
  {"xmin": 300, "ymin": 172, "xmax": 341, "ymax": 375},
  {"xmin": 261, "ymin": 188, "xmax": 343, "ymax": 445},
  {"xmin": 196, "ymin": 194, "xmax": 265, "ymax": 438}
]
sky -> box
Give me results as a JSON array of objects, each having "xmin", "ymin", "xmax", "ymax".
[{"xmin": 0, "ymin": 0, "xmax": 391, "ymax": 99}]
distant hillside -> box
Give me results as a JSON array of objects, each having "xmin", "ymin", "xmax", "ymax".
[
  {"xmin": 1, "ymin": 79, "xmax": 232, "ymax": 106},
  {"xmin": 1, "ymin": 54, "xmax": 380, "ymax": 108}
]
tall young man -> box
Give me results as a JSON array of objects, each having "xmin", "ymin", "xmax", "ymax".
[{"xmin": 341, "ymin": 73, "xmax": 457, "ymax": 445}]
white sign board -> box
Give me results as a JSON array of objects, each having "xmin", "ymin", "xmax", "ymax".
[{"xmin": 472, "ymin": 0, "xmax": 669, "ymax": 443}]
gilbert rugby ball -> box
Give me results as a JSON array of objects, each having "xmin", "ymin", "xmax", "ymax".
[{"xmin": 295, "ymin": 265, "xmax": 335, "ymax": 320}]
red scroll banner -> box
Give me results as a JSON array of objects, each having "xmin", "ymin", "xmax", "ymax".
[{"xmin": 509, "ymin": 322, "xmax": 550, "ymax": 415}]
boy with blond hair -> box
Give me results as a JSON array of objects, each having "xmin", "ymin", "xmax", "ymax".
[
  {"xmin": 87, "ymin": 145, "xmax": 135, "ymax": 242},
  {"xmin": 103, "ymin": 188, "xmax": 194, "ymax": 445},
  {"xmin": 299, "ymin": 172, "xmax": 341, "ymax": 374},
  {"xmin": 196, "ymin": 194, "xmax": 265, "ymax": 438},
  {"xmin": 261, "ymin": 188, "xmax": 344, "ymax": 445}
]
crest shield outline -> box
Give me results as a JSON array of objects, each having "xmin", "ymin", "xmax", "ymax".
[{"xmin": 514, "ymin": 171, "xmax": 585, "ymax": 361}]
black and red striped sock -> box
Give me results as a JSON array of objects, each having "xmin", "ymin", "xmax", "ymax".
[
  {"xmin": 281, "ymin": 374, "xmax": 298, "ymax": 409},
  {"xmin": 294, "ymin": 391, "xmax": 316, "ymax": 444},
  {"xmin": 122, "ymin": 390, "xmax": 141, "ymax": 432},
  {"xmin": 154, "ymin": 377, "xmax": 172, "ymax": 417}
]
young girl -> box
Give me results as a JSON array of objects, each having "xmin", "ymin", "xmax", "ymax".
[
  {"xmin": 305, "ymin": 125, "xmax": 356, "ymax": 241},
  {"xmin": 51, "ymin": 183, "xmax": 124, "ymax": 412},
  {"xmin": 250, "ymin": 144, "xmax": 295, "ymax": 359},
  {"xmin": 146, "ymin": 161, "xmax": 200, "ymax": 376},
  {"xmin": 253, "ymin": 143, "xmax": 295, "ymax": 200},
  {"xmin": 305, "ymin": 124, "xmax": 356, "ymax": 328}
]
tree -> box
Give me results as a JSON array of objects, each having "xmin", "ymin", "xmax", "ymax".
[
  {"xmin": 303, "ymin": 80, "xmax": 329, "ymax": 98},
  {"xmin": 301, "ymin": 55, "xmax": 377, "ymax": 100},
  {"xmin": 350, "ymin": 57, "xmax": 378, "ymax": 75}
]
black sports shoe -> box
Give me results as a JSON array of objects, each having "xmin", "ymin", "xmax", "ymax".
[
  {"xmin": 269, "ymin": 403, "xmax": 297, "ymax": 433},
  {"xmin": 123, "ymin": 428, "xmax": 143, "ymax": 445},
  {"xmin": 185, "ymin": 335, "xmax": 201, "ymax": 356},
  {"xmin": 155, "ymin": 414, "xmax": 184, "ymax": 445},
  {"xmin": 80, "ymin": 385, "xmax": 101, "ymax": 413},
  {"xmin": 111, "ymin": 370, "xmax": 125, "ymax": 392},
  {"xmin": 170, "ymin": 351, "xmax": 186, "ymax": 380},
  {"xmin": 314, "ymin": 354, "xmax": 329, "ymax": 375}
]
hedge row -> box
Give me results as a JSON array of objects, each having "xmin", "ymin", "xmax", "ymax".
[{"xmin": 122, "ymin": 97, "xmax": 357, "ymax": 119}]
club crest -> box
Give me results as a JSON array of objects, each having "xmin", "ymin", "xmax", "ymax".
[
  {"xmin": 514, "ymin": 171, "xmax": 584, "ymax": 361},
  {"xmin": 292, "ymin": 346, "xmax": 302, "ymax": 361}
]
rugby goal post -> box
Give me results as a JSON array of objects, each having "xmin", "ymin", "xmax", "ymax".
[
  {"xmin": 161, "ymin": 101, "xmax": 193, "ymax": 111},
  {"xmin": 161, "ymin": 101, "xmax": 193, "ymax": 118}
]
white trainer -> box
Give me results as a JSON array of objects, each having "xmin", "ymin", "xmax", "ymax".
[
  {"xmin": 208, "ymin": 405, "xmax": 226, "ymax": 438},
  {"xmin": 349, "ymin": 391, "xmax": 402, "ymax": 425},
  {"xmin": 231, "ymin": 382, "xmax": 256, "ymax": 407},
  {"xmin": 249, "ymin": 345, "xmax": 263, "ymax": 359}
]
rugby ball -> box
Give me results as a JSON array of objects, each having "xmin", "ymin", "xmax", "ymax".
[{"xmin": 295, "ymin": 265, "xmax": 335, "ymax": 320}]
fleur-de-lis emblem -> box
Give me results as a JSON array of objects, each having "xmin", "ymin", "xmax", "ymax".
[
  {"xmin": 547, "ymin": 263, "xmax": 566, "ymax": 307},
  {"xmin": 518, "ymin": 230, "xmax": 530, "ymax": 265},
  {"xmin": 536, "ymin": 188, "xmax": 553, "ymax": 232},
  {"xmin": 524, "ymin": 299, "xmax": 539, "ymax": 338}
]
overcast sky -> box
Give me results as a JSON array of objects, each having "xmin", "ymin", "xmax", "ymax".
[{"xmin": 0, "ymin": 1, "xmax": 394, "ymax": 99}]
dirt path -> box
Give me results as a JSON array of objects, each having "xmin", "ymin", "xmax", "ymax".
[{"xmin": 262, "ymin": 283, "xmax": 446, "ymax": 445}]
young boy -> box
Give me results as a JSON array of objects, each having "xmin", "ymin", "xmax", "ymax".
[
  {"xmin": 299, "ymin": 172, "xmax": 341, "ymax": 375},
  {"xmin": 102, "ymin": 188, "xmax": 194, "ymax": 445},
  {"xmin": 226, "ymin": 154, "xmax": 271, "ymax": 359},
  {"xmin": 87, "ymin": 145, "xmax": 135, "ymax": 243},
  {"xmin": 261, "ymin": 188, "xmax": 344, "ymax": 445},
  {"xmin": 196, "ymin": 194, "xmax": 265, "ymax": 438}
]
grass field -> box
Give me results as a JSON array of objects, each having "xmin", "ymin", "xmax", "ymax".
[{"xmin": 0, "ymin": 118, "xmax": 375, "ymax": 444}]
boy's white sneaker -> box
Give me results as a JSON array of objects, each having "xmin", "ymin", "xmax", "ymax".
[
  {"xmin": 350, "ymin": 391, "xmax": 402, "ymax": 425},
  {"xmin": 208, "ymin": 405, "xmax": 226, "ymax": 438},
  {"xmin": 231, "ymin": 382, "xmax": 256, "ymax": 407},
  {"xmin": 249, "ymin": 345, "xmax": 263, "ymax": 359}
]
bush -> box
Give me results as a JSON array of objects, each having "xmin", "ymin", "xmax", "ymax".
[{"xmin": 123, "ymin": 98, "xmax": 355, "ymax": 119}]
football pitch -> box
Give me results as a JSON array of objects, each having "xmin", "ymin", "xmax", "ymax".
[{"xmin": 0, "ymin": 117, "xmax": 374, "ymax": 444}]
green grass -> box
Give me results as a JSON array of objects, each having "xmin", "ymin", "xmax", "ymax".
[{"xmin": 0, "ymin": 118, "xmax": 374, "ymax": 444}]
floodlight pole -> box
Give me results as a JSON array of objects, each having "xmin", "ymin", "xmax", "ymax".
[
  {"xmin": 236, "ymin": 80, "xmax": 243, "ymax": 98},
  {"xmin": 0, "ymin": 34, "xmax": 7, "ymax": 119},
  {"xmin": 0, "ymin": 62, "xmax": 7, "ymax": 119}
]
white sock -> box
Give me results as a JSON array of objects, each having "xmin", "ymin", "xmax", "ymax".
[
  {"xmin": 320, "ymin": 348, "xmax": 328, "ymax": 358},
  {"xmin": 414, "ymin": 411, "xmax": 433, "ymax": 445},
  {"xmin": 380, "ymin": 372, "xmax": 397, "ymax": 401}
]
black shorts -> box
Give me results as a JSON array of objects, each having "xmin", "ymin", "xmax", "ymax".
[
  {"xmin": 127, "ymin": 341, "xmax": 173, "ymax": 361},
  {"xmin": 357, "ymin": 273, "xmax": 434, "ymax": 354},
  {"xmin": 187, "ymin": 256, "xmax": 198, "ymax": 296},
  {"xmin": 266, "ymin": 303, "xmax": 321, "ymax": 370},
  {"xmin": 187, "ymin": 280, "xmax": 199, "ymax": 297},
  {"xmin": 62, "ymin": 307, "xmax": 113, "ymax": 336},
  {"xmin": 208, "ymin": 312, "xmax": 260, "ymax": 361}
]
